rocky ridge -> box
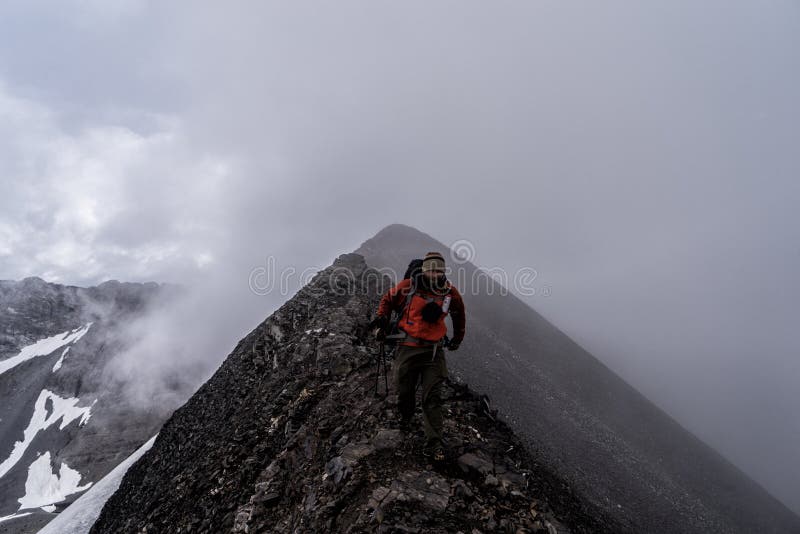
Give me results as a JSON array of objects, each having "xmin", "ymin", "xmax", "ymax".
[{"xmin": 91, "ymin": 253, "xmax": 620, "ymax": 533}]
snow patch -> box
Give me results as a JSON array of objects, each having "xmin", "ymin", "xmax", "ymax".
[
  {"xmin": 41, "ymin": 504, "xmax": 56, "ymax": 513},
  {"xmin": 0, "ymin": 323, "xmax": 92, "ymax": 377},
  {"xmin": 37, "ymin": 435, "xmax": 157, "ymax": 534},
  {"xmin": 0, "ymin": 390, "xmax": 94, "ymax": 479},
  {"xmin": 17, "ymin": 452, "xmax": 92, "ymax": 510},
  {"xmin": 0, "ymin": 512, "xmax": 32, "ymax": 524},
  {"xmin": 52, "ymin": 346, "xmax": 70, "ymax": 372}
]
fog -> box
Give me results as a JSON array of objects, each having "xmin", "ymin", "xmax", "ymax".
[{"xmin": 1, "ymin": 0, "xmax": 798, "ymax": 515}]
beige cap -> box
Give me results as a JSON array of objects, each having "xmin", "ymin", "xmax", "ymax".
[{"xmin": 421, "ymin": 251, "xmax": 446, "ymax": 272}]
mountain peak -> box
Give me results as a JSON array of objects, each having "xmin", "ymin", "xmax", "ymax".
[
  {"xmin": 365, "ymin": 223, "xmax": 440, "ymax": 244},
  {"xmin": 355, "ymin": 224, "xmax": 452, "ymax": 280},
  {"xmin": 20, "ymin": 275, "xmax": 48, "ymax": 287}
]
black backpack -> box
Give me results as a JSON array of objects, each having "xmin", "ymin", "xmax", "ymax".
[{"xmin": 403, "ymin": 258, "xmax": 423, "ymax": 281}]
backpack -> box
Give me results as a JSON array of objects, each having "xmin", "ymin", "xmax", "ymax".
[
  {"xmin": 403, "ymin": 258, "xmax": 423, "ymax": 281},
  {"xmin": 384, "ymin": 259, "xmax": 423, "ymax": 345}
]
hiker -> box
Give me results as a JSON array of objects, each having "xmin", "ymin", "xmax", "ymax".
[{"xmin": 372, "ymin": 251, "xmax": 466, "ymax": 460}]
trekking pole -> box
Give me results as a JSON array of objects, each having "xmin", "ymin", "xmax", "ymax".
[
  {"xmin": 374, "ymin": 341, "xmax": 380, "ymax": 396},
  {"xmin": 374, "ymin": 341, "xmax": 388, "ymax": 397},
  {"xmin": 431, "ymin": 335, "xmax": 451, "ymax": 362},
  {"xmin": 382, "ymin": 341, "xmax": 388, "ymax": 395}
]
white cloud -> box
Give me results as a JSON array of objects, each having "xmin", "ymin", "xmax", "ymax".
[{"xmin": 0, "ymin": 82, "xmax": 235, "ymax": 285}]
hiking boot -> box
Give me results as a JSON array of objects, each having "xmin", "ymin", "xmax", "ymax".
[
  {"xmin": 422, "ymin": 442, "xmax": 445, "ymax": 462},
  {"xmin": 398, "ymin": 419, "xmax": 412, "ymax": 434}
]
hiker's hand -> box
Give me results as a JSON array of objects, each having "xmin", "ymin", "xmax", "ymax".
[
  {"xmin": 448, "ymin": 341, "xmax": 460, "ymax": 351},
  {"xmin": 369, "ymin": 315, "xmax": 388, "ymax": 330},
  {"xmin": 371, "ymin": 315, "xmax": 388, "ymax": 340}
]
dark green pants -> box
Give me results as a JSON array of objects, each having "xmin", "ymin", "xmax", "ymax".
[{"xmin": 394, "ymin": 344, "xmax": 448, "ymax": 446}]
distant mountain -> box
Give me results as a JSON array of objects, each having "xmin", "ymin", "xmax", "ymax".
[{"xmin": 0, "ymin": 277, "xmax": 178, "ymax": 533}]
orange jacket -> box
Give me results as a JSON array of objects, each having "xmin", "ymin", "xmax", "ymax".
[{"xmin": 377, "ymin": 278, "xmax": 465, "ymax": 347}]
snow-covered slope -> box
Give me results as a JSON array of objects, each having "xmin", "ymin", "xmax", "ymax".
[
  {"xmin": 0, "ymin": 278, "xmax": 176, "ymax": 532},
  {"xmin": 37, "ymin": 436, "xmax": 156, "ymax": 534},
  {"xmin": 0, "ymin": 324, "xmax": 91, "ymax": 377}
]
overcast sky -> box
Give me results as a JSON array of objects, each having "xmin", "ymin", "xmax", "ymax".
[{"xmin": 1, "ymin": 0, "xmax": 798, "ymax": 514}]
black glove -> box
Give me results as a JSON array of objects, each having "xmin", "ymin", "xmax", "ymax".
[
  {"xmin": 370, "ymin": 316, "xmax": 389, "ymax": 340},
  {"xmin": 369, "ymin": 315, "xmax": 389, "ymax": 329},
  {"xmin": 447, "ymin": 340, "xmax": 460, "ymax": 351}
]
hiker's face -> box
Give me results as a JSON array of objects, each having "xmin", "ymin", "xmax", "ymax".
[{"xmin": 424, "ymin": 269, "xmax": 446, "ymax": 286}]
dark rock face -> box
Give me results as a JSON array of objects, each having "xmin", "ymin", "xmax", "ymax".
[
  {"xmin": 92, "ymin": 254, "xmax": 619, "ymax": 534},
  {"xmin": 0, "ymin": 277, "xmax": 177, "ymax": 529},
  {"xmin": 0, "ymin": 277, "xmax": 166, "ymax": 358},
  {"xmin": 354, "ymin": 224, "xmax": 800, "ymax": 534}
]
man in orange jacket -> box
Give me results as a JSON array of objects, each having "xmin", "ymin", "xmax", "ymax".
[{"xmin": 373, "ymin": 251, "xmax": 466, "ymax": 460}]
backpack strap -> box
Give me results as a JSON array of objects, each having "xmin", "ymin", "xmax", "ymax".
[{"xmin": 388, "ymin": 281, "xmax": 416, "ymax": 333}]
